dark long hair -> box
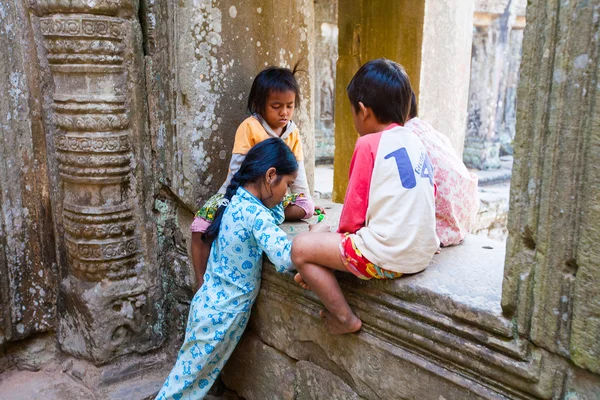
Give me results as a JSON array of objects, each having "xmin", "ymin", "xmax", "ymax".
[
  {"xmin": 247, "ymin": 61, "xmax": 304, "ymax": 117},
  {"xmin": 204, "ymin": 138, "xmax": 298, "ymax": 242}
]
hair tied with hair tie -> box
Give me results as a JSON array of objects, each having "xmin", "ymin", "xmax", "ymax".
[{"xmin": 217, "ymin": 198, "xmax": 230, "ymax": 208}]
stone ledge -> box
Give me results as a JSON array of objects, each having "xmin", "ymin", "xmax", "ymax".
[
  {"xmin": 246, "ymin": 201, "xmax": 560, "ymax": 399},
  {"xmin": 281, "ymin": 201, "xmax": 509, "ymax": 336}
]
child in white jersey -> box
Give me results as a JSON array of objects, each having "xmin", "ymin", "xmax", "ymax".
[{"xmin": 292, "ymin": 59, "xmax": 439, "ymax": 334}]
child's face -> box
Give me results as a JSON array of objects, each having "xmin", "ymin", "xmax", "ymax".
[
  {"xmin": 262, "ymin": 170, "xmax": 297, "ymax": 209},
  {"xmin": 262, "ymin": 90, "xmax": 296, "ymax": 134}
]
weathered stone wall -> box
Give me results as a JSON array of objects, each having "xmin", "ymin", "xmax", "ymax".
[
  {"xmin": 503, "ymin": 0, "xmax": 600, "ymax": 377},
  {"xmin": 0, "ymin": 0, "xmax": 57, "ymax": 346},
  {"xmin": 25, "ymin": 0, "xmax": 165, "ymax": 364}
]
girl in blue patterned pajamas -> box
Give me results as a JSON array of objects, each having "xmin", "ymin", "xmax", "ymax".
[{"xmin": 156, "ymin": 138, "xmax": 299, "ymax": 399}]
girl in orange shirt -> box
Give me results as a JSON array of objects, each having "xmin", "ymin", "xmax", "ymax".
[{"xmin": 190, "ymin": 64, "xmax": 321, "ymax": 290}]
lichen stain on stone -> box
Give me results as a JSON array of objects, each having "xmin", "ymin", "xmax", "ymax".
[
  {"xmin": 185, "ymin": 0, "xmax": 231, "ymax": 196},
  {"xmin": 228, "ymin": 5, "xmax": 237, "ymax": 18},
  {"xmin": 573, "ymin": 54, "xmax": 589, "ymax": 69}
]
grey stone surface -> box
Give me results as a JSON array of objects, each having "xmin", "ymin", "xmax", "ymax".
[
  {"xmin": 294, "ymin": 361, "xmax": 361, "ymax": 400},
  {"xmin": 0, "ymin": 368, "xmax": 97, "ymax": 400},
  {"xmin": 222, "ymin": 331, "xmax": 296, "ymax": 400},
  {"xmin": 5, "ymin": 334, "xmax": 58, "ymax": 372},
  {"xmin": 475, "ymin": 0, "xmax": 527, "ymax": 17},
  {"xmin": 502, "ymin": 0, "xmax": 600, "ymax": 376},
  {"xmin": 0, "ymin": 0, "xmax": 57, "ymax": 345}
]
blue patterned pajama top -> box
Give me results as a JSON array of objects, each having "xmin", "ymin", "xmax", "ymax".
[{"xmin": 156, "ymin": 187, "xmax": 293, "ymax": 400}]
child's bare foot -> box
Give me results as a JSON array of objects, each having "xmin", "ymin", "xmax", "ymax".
[
  {"xmin": 319, "ymin": 309, "xmax": 362, "ymax": 335},
  {"xmin": 435, "ymin": 247, "xmax": 441, "ymax": 254},
  {"xmin": 294, "ymin": 273, "xmax": 310, "ymax": 290}
]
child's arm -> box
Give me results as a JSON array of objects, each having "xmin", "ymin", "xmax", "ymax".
[
  {"xmin": 288, "ymin": 161, "xmax": 315, "ymax": 218},
  {"xmin": 251, "ymin": 210, "xmax": 294, "ymax": 273},
  {"xmin": 190, "ymin": 232, "xmax": 209, "ymax": 289},
  {"xmin": 287, "ymin": 132, "xmax": 315, "ymax": 219},
  {"xmin": 338, "ymin": 137, "xmax": 374, "ymax": 233}
]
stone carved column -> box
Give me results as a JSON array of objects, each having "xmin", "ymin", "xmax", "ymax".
[
  {"xmin": 30, "ymin": 0, "xmax": 162, "ymax": 363},
  {"xmin": 502, "ymin": 0, "xmax": 600, "ymax": 375}
]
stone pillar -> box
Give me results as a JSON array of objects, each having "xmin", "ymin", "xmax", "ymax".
[
  {"xmin": 314, "ymin": 0, "xmax": 338, "ymax": 164},
  {"xmin": 463, "ymin": 0, "xmax": 527, "ymax": 169},
  {"xmin": 169, "ymin": 0, "xmax": 315, "ymax": 210},
  {"xmin": 0, "ymin": 0, "xmax": 57, "ymax": 345},
  {"xmin": 140, "ymin": 0, "xmax": 316, "ymax": 338},
  {"xmin": 418, "ymin": 0, "xmax": 475, "ymax": 154},
  {"xmin": 333, "ymin": 0, "xmax": 473, "ymax": 202},
  {"xmin": 502, "ymin": 0, "xmax": 600, "ymax": 378},
  {"xmin": 29, "ymin": 0, "xmax": 163, "ymax": 364}
]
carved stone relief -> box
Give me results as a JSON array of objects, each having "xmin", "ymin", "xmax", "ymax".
[{"xmin": 30, "ymin": 0, "xmax": 162, "ymax": 364}]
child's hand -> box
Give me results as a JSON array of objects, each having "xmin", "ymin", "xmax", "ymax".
[
  {"xmin": 314, "ymin": 206, "xmax": 326, "ymax": 215},
  {"xmin": 294, "ymin": 273, "xmax": 310, "ymax": 290},
  {"xmin": 196, "ymin": 275, "xmax": 205, "ymax": 290},
  {"xmin": 309, "ymin": 223, "xmax": 330, "ymax": 233}
]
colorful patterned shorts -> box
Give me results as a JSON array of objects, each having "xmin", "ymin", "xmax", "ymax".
[
  {"xmin": 191, "ymin": 193, "xmax": 305, "ymax": 233},
  {"xmin": 339, "ymin": 234, "xmax": 403, "ymax": 280}
]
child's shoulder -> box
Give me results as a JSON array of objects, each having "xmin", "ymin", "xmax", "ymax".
[
  {"xmin": 380, "ymin": 125, "xmax": 422, "ymax": 145},
  {"xmin": 238, "ymin": 115, "xmax": 263, "ymax": 130},
  {"xmin": 232, "ymin": 190, "xmax": 271, "ymax": 221}
]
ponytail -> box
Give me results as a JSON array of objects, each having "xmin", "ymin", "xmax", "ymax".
[{"xmin": 203, "ymin": 138, "xmax": 298, "ymax": 242}]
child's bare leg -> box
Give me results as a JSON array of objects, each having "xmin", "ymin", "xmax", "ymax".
[
  {"xmin": 284, "ymin": 204, "xmax": 306, "ymax": 221},
  {"xmin": 291, "ymin": 232, "xmax": 362, "ymax": 334},
  {"xmin": 191, "ymin": 232, "xmax": 211, "ymax": 290}
]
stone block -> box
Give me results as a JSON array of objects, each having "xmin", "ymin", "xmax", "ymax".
[
  {"xmin": 0, "ymin": 369, "xmax": 96, "ymax": 400},
  {"xmin": 221, "ymin": 331, "xmax": 296, "ymax": 400},
  {"xmin": 58, "ymin": 276, "xmax": 162, "ymax": 364},
  {"xmin": 6, "ymin": 334, "xmax": 58, "ymax": 372},
  {"xmin": 294, "ymin": 361, "xmax": 361, "ymax": 400},
  {"xmin": 502, "ymin": 0, "xmax": 600, "ymax": 375}
]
